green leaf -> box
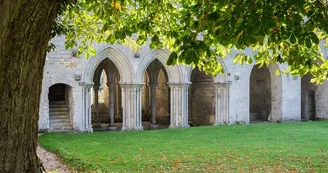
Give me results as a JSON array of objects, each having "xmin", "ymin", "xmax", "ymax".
[
  {"xmin": 167, "ymin": 52, "xmax": 178, "ymax": 65},
  {"xmin": 309, "ymin": 32, "xmax": 319, "ymax": 44},
  {"xmin": 89, "ymin": 47, "xmax": 96, "ymax": 56},
  {"xmin": 246, "ymin": 57, "xmax": 253, "ymax": 64},
  {"xmin": 290, "ymin": 34, "xmax": 296, "ymax": 44},
  {"xmin": 305, "ymin": 37, "xmax": 312, "ymax": 48}
]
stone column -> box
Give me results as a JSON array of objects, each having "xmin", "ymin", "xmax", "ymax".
[
  {"xmin": 214, "ymin": 82, "xmax": 231, "ymax": 125},
  {"xmin": 80, "ymin": 82, "xmax": 93, "ymax": 132},
  {"xmin": 93, "ymin": 85, "xmax": 101, "ymax": 128},
  {"xmin": 107, "ymin": 83, "xmax": 117, "ymax": 130},
  {"xmin": 115, "ymin": 83, "xmax": 120, "ymax": 117},
  {"xmin": 149, "ymin": 82, "xmax": 158, "ymax": 129},
  {"xmin": 168, "ymin": 83, "xmax": 190, "ymax": 128},
  {"xmin": 121, "ymin": 84, "xmax": 143, "ymax": 131}
]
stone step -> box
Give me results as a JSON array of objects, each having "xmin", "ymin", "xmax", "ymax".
[
  {"xmin": 50, "ymin": 108, "xmax": 68, "ymax": 112},
  {"xmin": 50, "ymin": 119, "xmax": 70, "ymax": 123},
  {"xmin": 50, "ymin": 123, "xmax": 71, "ymax": 128},
  {"xmin": 50, "ymin": 120, "xmax": 70, "ymax": 124},
  {"xmin": 50, "ymin": 114, "xmax": 69, "ymax": 119},
  {"xmin": 48, "ymin": 129, "xmax": 73, "ymax": 133},
  {"xmin": 49, "ymin": 101, "xmax": 71, "ymax": 131},
  {"xmin": 49, "ymin": 111, "xmax": 69, "ymax": 116},
  {"xmin": 49, "ymin": 126, "xmax": 73, "ymax": 131}
]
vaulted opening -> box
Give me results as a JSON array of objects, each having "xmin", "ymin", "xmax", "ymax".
[
  {"xmin": 91, "ymin": 58, "xmax": 121, "ymax": 131},
  {"xmin": 249, "ymin": 64, "xmax": 282, "ymax": 123},
  {"xmin": 48, "ymin": 83, "xmax": 73, "ymax": 130},
  {"xmin": 249, "ymin": 65, "xmax": 272, "ymax": 122},
  {"xmin": 188, "ymin": 68, "xmax": 216, "ymax": 126},
  {"xmin": 142, "ymin": 59, "xmax": 170, "ymax": 130}
]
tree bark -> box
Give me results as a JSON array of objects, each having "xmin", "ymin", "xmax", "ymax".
[{"xmin": 0, "ymin": 1, "xmax": 61, "ymax": 172}]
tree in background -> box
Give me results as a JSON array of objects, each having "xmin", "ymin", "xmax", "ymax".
[{"xmin": 0, "ymin": 0, "xmax": 327, "ymax": 172}]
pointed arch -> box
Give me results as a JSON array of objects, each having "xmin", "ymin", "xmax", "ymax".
[
  {"xmin": 136, "ymin": 49, "xmax": 182, "ymax": 84},
  {"xmin": 82, "ymin": 45, "xmax": 133, "ymax": 84}
]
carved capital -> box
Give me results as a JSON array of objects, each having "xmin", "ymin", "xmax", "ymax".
[
  {"xmin": 79, "ymin": 82, "xmax": 93, "ymax": 89},
  {"xmin": 93, "ymin": 85, "xmax": 100, "ymax": 91},
  {"xmin": 214, "ymin": 81, "xmax": 232, "ymax": 88},
  {"xmin": 149, "ymin": 82, "xmax": 158, "ymax": 90},
  {"xmin": 167, "ymin": 82, "xmax": 191, "ymax": 89},
  {"xmin": 106, "ymin": 82, "xmax": 116, "ymax": 89},
  {"xmin": 120, "ymin": 83, "xmax": 143, "ymax": 89}
]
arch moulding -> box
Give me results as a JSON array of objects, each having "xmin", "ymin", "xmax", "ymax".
[
  {"xmin": 135, "ymin": 49, "xmax": 182, "ymax": 84},
  {"xmin": 82, "ymin": 44, "xmax": 134, "ymax": 85}
]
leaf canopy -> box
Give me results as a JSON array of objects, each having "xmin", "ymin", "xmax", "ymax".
[{"xmin": 58, "ymin": 0, "xmax": 328, "ymax": 83}]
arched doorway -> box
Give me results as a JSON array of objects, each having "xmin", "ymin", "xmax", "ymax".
[
  {"xmin": 249, "ymin": 65, "xmax": 272, "ymax": 122},
  {"xmin": 301, "ymin": 74, "xmax": 316, "ymax": 121},
  {"xmin": 48, "ymin": 83, "xmax": 73, "ymax": 130},
  {"xmin": 189, "ymin": 68, "xmax": 216, "ymax": 126},
  {"xmin": 142, "ymin": 59, "xmax": 170, "ymax": 129},
  {"xmin": 92, "ymin": 58, "xmax": 121, "ymax": 131},
  {"xmin": 249, "ymin": 64, "xmax": 282, "ymax": 123}
]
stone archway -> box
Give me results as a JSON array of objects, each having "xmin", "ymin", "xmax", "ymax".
[
  {"xmin": 189, "ymin": 68, "xmax": 216, "ymax": 126},
  {"xmin": 137, "ymin": 49, "xmax": 188, "ymax": 128},
  {"xmin": 142, "ymin": 59, "xmax": 170, "ymax": 129},
  {"xmin": 81, "ymin": 45, "xmax": 133, "ymax": 132},
  {"xmin": 48, "ymin": 83, "xmax": 73, "ymax": 131},
  {"xmin": 91, "ymin": 58, "xmax": 121, "ymax": 131},
  {"xmin": 249, "ymin": 63, "xmax": 282, "ymax": 123},
  {"xmin": 186, "ymin": 58, "xmax": 230, "ymax": 126},
  {"xmin": 135, "ymin": 49, "xmax": 182, "ymax": 83},
  {"xmin": 249, "ymin": 65, "xmax": 272, "ymax": 122},
  {"xmin": 82, "ymin": 45, "xmax": 133, "ymax": 84}
]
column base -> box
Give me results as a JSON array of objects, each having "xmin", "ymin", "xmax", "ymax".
[
  {"xmin": 92, "ymin": 122, "xmax": 101, "ymax": 128},
  {"xmin": 214, "ymin": 122, "xmax": 228, "ymax": 126},
  {"xmin": 107, "ymin": 126, "xmax": 117, "ymax": 131},
  {"xmin": 121, "ymin": 126, "xmax": 143, "ymax": 131},
  {"xmin": 169, "ymin": 124, "xmax": 190, "ymax": 129},
  {"xmin": 85, "ymin": 128, "xmax": 93, "ymax": 132},
  {"xmin": 149, "ymin": 123, "xmax": 158, "ymax": 129}
]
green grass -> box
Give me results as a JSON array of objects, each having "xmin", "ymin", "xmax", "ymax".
[{"xmin": 39, "ymin": 121, "xmax": 328, "ymax": 173}]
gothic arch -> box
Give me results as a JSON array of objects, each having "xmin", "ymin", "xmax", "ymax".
[
  {"xmin": 136, "ymin": 49, "xmax": 182, "ymax": 84},
  {"xmin": 82, "ymin": 45, "xmax": 133, "ymax": 84}
]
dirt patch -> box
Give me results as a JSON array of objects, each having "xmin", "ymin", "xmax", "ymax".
[{"xmin": 37, "ymin": 145, "xmax": 76, "ymax": 173}]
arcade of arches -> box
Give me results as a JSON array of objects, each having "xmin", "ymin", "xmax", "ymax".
[
  {"xmin": 39, "ymin": 45, "xmax": 328, "ymax": 132},
  {"xmin": 88, "ymin": 58, "xmax": 229, "ymax": 131}
]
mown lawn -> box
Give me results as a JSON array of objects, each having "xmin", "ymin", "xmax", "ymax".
[{"xmin": 39, "ymin": 121, "xmax": 328, "ymax": 173}]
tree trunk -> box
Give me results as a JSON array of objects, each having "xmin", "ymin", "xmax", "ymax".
[{"xmin": 0, "ymin": 1, "xmax": 61, "ymax": 172}]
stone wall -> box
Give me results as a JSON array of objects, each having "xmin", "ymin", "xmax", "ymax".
[
  {"xmin": 38, "ymin": 36, "xmax": 86, "ymax": 131},
  {"xmin": 38, "ymin": 35, "xmax": 327, "ymax": 132}
]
